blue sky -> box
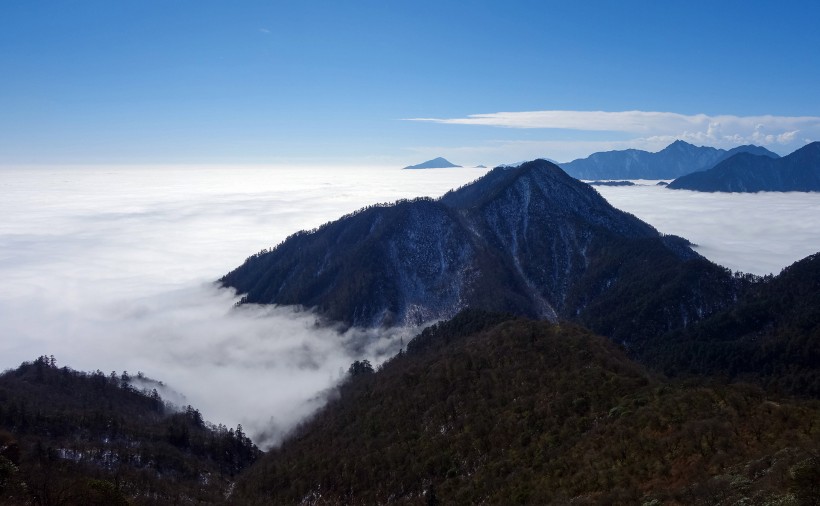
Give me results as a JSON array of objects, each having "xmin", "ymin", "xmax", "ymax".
[{"xmin": 2, "ymin": 0, "xmax": 819, "ymax": 167}]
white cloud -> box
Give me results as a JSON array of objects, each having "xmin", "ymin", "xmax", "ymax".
[
  {"xmin": 408, "ymin": 110, "xmax": 697, "ymax": 131},
  {"xmin": 406, "ymin": 110, "xmax": 820, "ymax": 159},
  {"xmin": 595, "ymin": 184, "xmax": 820, "ymax": 276},
  {"xmin": 408, "ymin": 138, "xmax": 696, "ymax": 165},
  {"xmin": 0, "ymin": 165, "xmax": 489, "ymax": 449},
  {"xmin": 2, "ymin": 164, "xmax": 818, "ymax": 449},
  {"xmin": 406, "ymin": 110, "xmax": 820, "ymax": 136}
]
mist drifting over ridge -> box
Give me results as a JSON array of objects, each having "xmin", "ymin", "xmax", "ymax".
[
  {"xmin": 0, "ymin": 165, "xmax": 488, "ymax": 448},
  {"xmin": 2, "ymin": 164, "xmax": 819, "ymax": 447}
]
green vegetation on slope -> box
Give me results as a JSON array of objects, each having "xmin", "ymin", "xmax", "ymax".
[
  {"xmin": 0, "ymin": 356, "xmax": 260, "ymax": 505},
  {"xmin": 234, "ymin": 315, "xmax": 820, "ymax": 505},
  {"xmin": 652, "ymin": 252, "xmax": 820, "ymax": 397}
]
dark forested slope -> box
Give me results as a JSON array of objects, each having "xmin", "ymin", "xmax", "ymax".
[
  {"xmin": 649, "ymin": 252, "xmax": 820, "ymax": 396},
  {"xmin": 0, "ymin": 357, "xmax": 260, "ymax": 505},
  {"xmin": 221, "ymin": 160, "xmax": 743, "ymax": 347},
  {"xmin": 233, "ymin": 315, "xmax": 820, "ymax": 505}
]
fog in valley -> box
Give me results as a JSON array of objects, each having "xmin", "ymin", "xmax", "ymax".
[
  {"xmin": 1, "ymin": 165, "xmax": 487, "ymax": 448},
  {"xmin": 2, "ymin": 165, "xmax": 819, "ymax": 448},
  {"xmin": 595, "ymin": 182, "xmax": 820, "ymax": 276}
]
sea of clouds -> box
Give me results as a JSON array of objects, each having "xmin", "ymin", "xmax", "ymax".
[
  {"xmin": 2, "ymin": 165, "xmax": 819, "ymax": 448},
  {"xmin": 594, "ymin": 182, "xmax": 820, "ymax": 276},
  {"xmin": 0, "ymin": 165, "xmax": 487, "ymax": 448}
]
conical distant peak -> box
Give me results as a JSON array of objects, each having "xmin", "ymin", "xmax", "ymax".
[
  {"xmin": 403, "ymin": 157, "xmax": 461, "ymax": 169},
  {"xmin": 665, "ymin": 139, "xmax": 694, "ymax": 150}
]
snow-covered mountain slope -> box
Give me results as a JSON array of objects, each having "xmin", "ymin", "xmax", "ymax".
[{"xmin": 221, "ymin": 160, "xmax": 742, "ymax": 346}]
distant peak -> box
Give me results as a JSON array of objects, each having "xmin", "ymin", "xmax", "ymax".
[
  {"xmin": 666, "ymin": 139, "xmax": 695, "ymax": 149},
  {"xmin": 428, "ymin": 156, "xmax": 452, "ymax": 164},
  {"xmin": 516, "ymin": 158, "xmax": 566, "ymax": 175},
  {"xmin": 503, "ymin": 159, "xmax": 588, "ymax": 193},
  {"xmin": 403, "ymin": 157, "xmax": 461, "ymax": 170},
  {"xmin": 667, "ymin": 140, "xmax": 820, "ymax": 192}
]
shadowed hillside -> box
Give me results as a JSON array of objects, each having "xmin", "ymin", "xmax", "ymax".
[
  {"xmin": 650, "ymin": 252, "xmax": 820, "ymax": 396},
  {"xmin": 0, "ymin": 357, "xmax": 260, "ymax": 505},
  {"xmin": 668, "ymin": 142, "xmax": 820, "ymax": 192},
  {"xmin": 221, "ymin": 160, "xmax": 744, "ymax": 350},
  {"xmin": 233, "ymin": 314, "xmax": 820, "ymax": 505}
]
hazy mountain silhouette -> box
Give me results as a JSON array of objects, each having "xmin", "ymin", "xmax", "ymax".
[
  {"xmin": 403, "ymin": 157, "xmax": 461, "ymax": 169},
  {"xmin": 560, "ymin": 140, "xmax": 779, "ymax": 180},
  {"xmin": 668, "ymin": 141, "xmax": 820, "ymax": 192}
]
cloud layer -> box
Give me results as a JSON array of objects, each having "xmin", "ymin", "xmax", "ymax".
[
  {"xmin": 0, "ymin": 165, "xmax": 489, "ymax": 448},
  {"xmin": 595, "ymin": 183, "xmax": 820, "ymax": 276},
  {"xmin": 2, "ymin": 164, "xmax": 818, "ymax": 449}
]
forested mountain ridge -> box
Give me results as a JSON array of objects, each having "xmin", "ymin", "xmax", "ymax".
[
  {"xmin": 0, "ymin": 357, "xmax": 260, "ymax": 505},
  {"xmin": 5, "ymin": 307, "xmax": 818, "ymax": 505},
  {"xmin": 233, "ymin": 315, "xmax": 820, "ymax": 505},
  {"xmin": 650, "ymin": 252, "xmax": 820, "ymax": 396},
  {"xmin": 559, "ymin": 140, "xmax": 779, "ymax": 180},
  {"xmin": 667, "ymin": 141, "xmax": 820, "ymax": 192},
  {"xmin": 221, "ymin": 160, "xmax": 743, "ymax": 346}
]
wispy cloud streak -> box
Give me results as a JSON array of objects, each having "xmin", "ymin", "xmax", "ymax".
[{"xmin": 406, "ymin": 110, "xmax": 820, "ymax": 151}]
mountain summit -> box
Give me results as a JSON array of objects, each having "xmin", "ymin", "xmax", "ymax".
[
  {"xmin": 221, "ymin": 160, "xmax": 738, "ymax": 345},
  {"xmin": 403, "ymin": 157, "xmax": 461, "ymax": 169},
  {"xmin": 560, "ymin": 141, "xmax": 779, "ymax": 180}
]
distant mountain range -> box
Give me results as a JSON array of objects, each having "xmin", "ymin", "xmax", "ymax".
[
  {"xmin": 667, "ymin": 141, "xmax": 820, "ymax": 192},
  {"xmin": 403, "ymin": 157, "xmax": 461, "ymax": 169},
  {"xmin": 560, "ymin": 140, "xmax": 779, "ymax": 180},
  {"xmin": 221, "ymin": 159, "xmax": 740, "ymax": 348}
]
